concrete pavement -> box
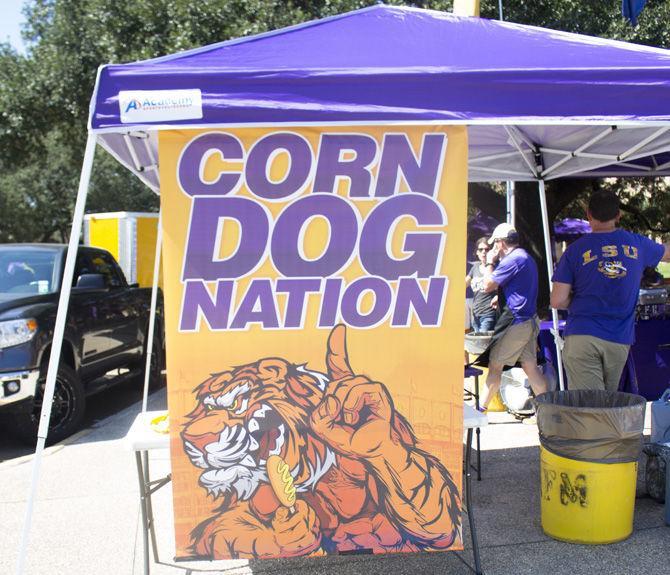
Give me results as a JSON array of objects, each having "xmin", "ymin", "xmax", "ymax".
[{"xmin": 1, "ymin": 388, "xmax": 668, "ymax": 575}]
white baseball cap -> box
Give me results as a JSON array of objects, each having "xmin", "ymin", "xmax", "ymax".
[{"xmin": 488, "ymin": 223, "xmax": 517, "ymax": 245}]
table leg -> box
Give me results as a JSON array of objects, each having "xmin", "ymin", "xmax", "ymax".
[
  {"xmin": 142, "ymin": 451, "xmax": 160, "ymax": 563},
  {"xmin": 474, "ymin": 375, "xmax": 482, "ymax": 481},
  {"xmin": 135, "ymin": 451, "xmax": 150, "ymax": 575},
  {"xmin": 465, "ymin": 428, "xmax": 483, "ymax": 575},
  {"xmin": 476, "ymin": 428, "xmax": 482, "ymax": 481}
]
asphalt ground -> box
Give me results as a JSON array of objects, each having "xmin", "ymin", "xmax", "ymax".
[{"xmin": 1, "ymin": 380, "xmax": 669, "ymax": 575}]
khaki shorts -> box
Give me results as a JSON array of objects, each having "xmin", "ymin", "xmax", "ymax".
[
  {"xmin": 562, "ymin": 335, "xmax": 630, "ymax": 392},
  {"xmin": 489, "ymin": 318, "xmax": 539, "ymax": 367},
  {"xmin": 465, "ymin": 298, "xmax": 473, "ymax": 329}
]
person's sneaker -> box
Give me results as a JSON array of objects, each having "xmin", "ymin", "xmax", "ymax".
[
  {"xmin": 522, "ymin": 415, "xmax": 537, "ymax": 425},
  {"xmin": 476, "ymin": 405, "xmax": 487, "ymax": 413}
]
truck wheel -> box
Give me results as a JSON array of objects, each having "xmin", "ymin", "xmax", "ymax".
[
  {"xmin": 143, "ymin": 328, "xmax": 164, "ymax": 390},
  {"xmin": 12, "ymin": 364, "xmax": 86, "ymax": 446}
]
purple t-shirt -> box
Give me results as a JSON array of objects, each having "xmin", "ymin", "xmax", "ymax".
[
  {"xmin": 491, "ymin": 248, "xmax": 538, "ymax": 324},
  {"xmin": 552, "ymin": 229, "xmax": 665, "ymax": 345}
]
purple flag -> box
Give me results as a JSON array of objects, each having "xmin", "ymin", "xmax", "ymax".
[{"xmin": 623, "ymin": 0, "xmax": 648, "ymax": 26}]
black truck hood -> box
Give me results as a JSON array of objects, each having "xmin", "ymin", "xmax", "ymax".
[{"xmin": 0, "ymin": 293, "xmax": 57, "ymax": 319}]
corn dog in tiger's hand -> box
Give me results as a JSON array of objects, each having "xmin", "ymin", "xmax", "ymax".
[{"xmin": 267, "ymin": 454, "xmax": 296, "ymax": 513}]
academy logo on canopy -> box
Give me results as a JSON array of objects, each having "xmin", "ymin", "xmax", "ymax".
[{"xmin": 119, "ymin": 89, "xmax": 202, "ymax": 123}]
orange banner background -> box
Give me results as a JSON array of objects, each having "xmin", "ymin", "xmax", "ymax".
[{"xmin": 158, "ymin": 124, "xmax": 468, "ymax": 559}]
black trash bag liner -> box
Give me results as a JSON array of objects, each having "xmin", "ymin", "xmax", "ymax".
[
  {"xmin": 642, "ymin": 442, "xmax": 670, "ymax": 503},
  {"xmin": 535, "ymin": 390, "xmax": 646, "ymax": 464}
]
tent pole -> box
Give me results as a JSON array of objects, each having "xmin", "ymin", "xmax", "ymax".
[
  {"xmin": 538, "ymin": 180, "xmax": 565, "ymax": 391},
  {"xmin": 16, "ymin": 133, "xmax": 98, "ymax": 575},
  {"xmin": 141, "ymin": 210, "xmax": 163, "ymax": 413},
  {"xmin": 506, "ymin": 181, "xmax": 515, "ymax": 226}
]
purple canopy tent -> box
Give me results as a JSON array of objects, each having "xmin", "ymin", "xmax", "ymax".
[
  {"xmin": 18, "ymin": 5, "xmax": 670, "ymax": 573},
  {"xmin": 93, "ymin": 8, "xmax": 670, "ymax": 134},
  {"xmin": 554, "ymin": 218, "xmax": 591, "ymax": 242},
  {"xmin": 90, "ymin": 5, "xmax": 670, "ymax": 189},
  {"xmin": 468, "ymin": 215, "xmax": 591, "ymax": 244},
  {"xmin": 468, "ymin": 212, "xmax": 500, "ymax": 239}
]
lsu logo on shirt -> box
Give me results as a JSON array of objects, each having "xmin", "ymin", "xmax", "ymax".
[
  {"xmin": 597, "ymin": 260, "xmax": 627, "ymax": 279},
  {"xmin": 581, "ymin": 244, "xmax": 636, "ymax": 279}
]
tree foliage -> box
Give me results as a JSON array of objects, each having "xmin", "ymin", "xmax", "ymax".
[
  {"xmin": 0, "ymin": 0, "xmax": 668, "ymax": 282},
  {"xmin": 476, "ymin": 0, "xmax": 670, "ymax": 236},
  {"xmin": 472, "ymin": 1, "xmax": 670, "ymax": 309}
]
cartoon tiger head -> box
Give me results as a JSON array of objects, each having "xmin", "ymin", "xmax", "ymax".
[{"xmin": 181, "ymin": 357, "xmax": 335, "ymax": 503}]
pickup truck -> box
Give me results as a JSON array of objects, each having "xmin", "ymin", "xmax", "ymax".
[{"xmin": 0, "ymin": 244, "xmax": 163, "ymax": 444}]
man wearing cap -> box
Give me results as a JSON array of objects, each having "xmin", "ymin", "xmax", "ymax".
[
  {"xmin": 550, "ymin": 190, "xmax": 670, "ymax": 391},
  {"xmin": 479, "ymin": 223, "xmax": 548, "ymax": 410}
]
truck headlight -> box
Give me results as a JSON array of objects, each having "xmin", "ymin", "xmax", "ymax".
[{"xmin": 0, "ymin": 319, "xmax": 38, "ymax": 349}]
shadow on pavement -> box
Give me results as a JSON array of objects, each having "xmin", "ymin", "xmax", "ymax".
[{"xmin": 0, "ymin": 375, "xmax": 167, "ymax": 462}]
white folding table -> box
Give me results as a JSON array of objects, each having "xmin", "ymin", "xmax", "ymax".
[
  {"xmin": 126, "ymin": 405, "xmax": 488, "ymax": 575},
  {"xmin": 463, "ymin": 403, "xmax": 488, "ymax": 575},
  {"xmin": 125, "ymin": 410, "xmax": 170, "ymax": 575}
]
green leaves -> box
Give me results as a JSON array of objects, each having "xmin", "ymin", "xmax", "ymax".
[
  {"xmin": 1, "ymin": 0, "xmax": 669, "ymax": 244},
  {"xmin": 480, "ymin": 0, "xmax": 670, "ymax": 49}
]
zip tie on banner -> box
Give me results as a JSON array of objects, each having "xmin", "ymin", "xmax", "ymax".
[{"xmin": 550, "ymin": 328, "xmax": 565, "ymax": 351}]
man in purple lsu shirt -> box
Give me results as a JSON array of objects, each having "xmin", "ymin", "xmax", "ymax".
[
  {"xmin": 479, "ymin": 223, "xmax": 548, "ymax": 410},
  {"xmin": 551, "ymin": 190, "xmax": 670, "ymax": 391}
]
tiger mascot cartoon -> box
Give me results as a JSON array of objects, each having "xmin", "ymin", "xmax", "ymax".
[{"xmin": 181, "ymin": 324, "xmax": 461, "ymax": 559}]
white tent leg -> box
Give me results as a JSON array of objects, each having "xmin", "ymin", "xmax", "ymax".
[
  {"xmin": 16, "ymin": 133, "xmax": 98, "ymax": 575},
  {"xmin": 141, "ymin": 210, "xmax": 163, "ymax": 413},
  {"xmin": 538, "ymin": 180, "xmax": 565, "ymax": 391},
  {"xmin": 506, "ymin": 181, "xmax": 515, "ymax": 226}
]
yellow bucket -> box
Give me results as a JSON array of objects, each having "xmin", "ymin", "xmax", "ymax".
[
  {"xmin": 467, "ymin": 366, "xmax": 506, "ymax": 412},
  {"xmin": 540, "ymin": 447, "xmax": 637, "ymax": 544},
  {"xmin": 487, "ymin": 391, "xmax": 506, "ymax": 412}
]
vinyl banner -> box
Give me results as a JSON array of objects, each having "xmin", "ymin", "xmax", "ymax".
[{"xmin": 158, "ymin": 124, "xmax": 468, "ymax": 560}]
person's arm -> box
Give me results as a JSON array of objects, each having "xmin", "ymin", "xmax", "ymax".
[
  {"xmin": 551, "ymin": 249, "xmax": 574, "ymax": 309},
  {"xmin": 482, "ymin": 266, "xmax": 498, "ymax": 293},
  {"xmin": 662, "ymin": 241, "xmax": 670, "ymax": 263},
  {"xmin": 466, "ymin": 263, "xmax": 479, "ymax": 289},
  {"xmin": 482, "ymin": 248, "xmax": 501, "ymax": 293},
  {"xmin": 640, "ymin": 236, "xmax": 670, "ymax": 266},
  {"xmin": 550, "ymin": 281, "xmax": 572, "ymax": 310}
]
